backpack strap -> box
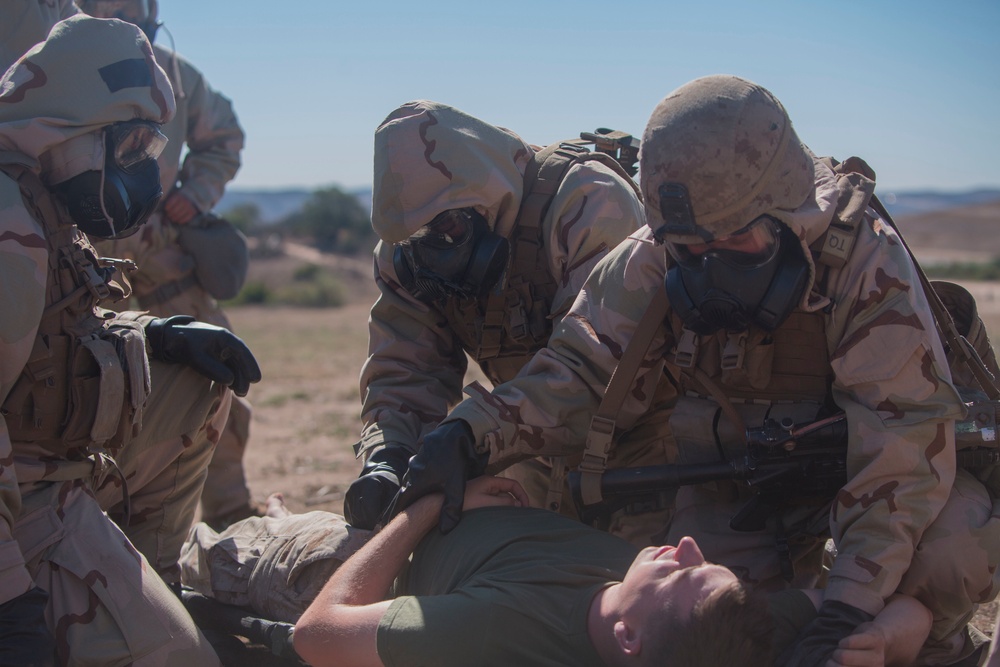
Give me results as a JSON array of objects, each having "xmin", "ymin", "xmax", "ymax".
[
  {"xmin": 515, "ymin": 140, "xmax": 641, "ymax": 267},
  {"xmin": 479, "ymin": 141, "xmax": 641, "ymax": 361}
]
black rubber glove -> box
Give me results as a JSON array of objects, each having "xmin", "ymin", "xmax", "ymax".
[
  {"xmin": 395, "ymin": 420, "xmax": 488, "ymax": 534},
  {"xmin": 779, "ymin": 600, "xmax": 875, "ymax": 667},
  {"xmin": 0, "ymin": 587, "xmax": 55, "ymax": 667},
  {"xmin": 343, "ymin": 445, "xmax": 412, "ymax": 530},
  {"xmin": 146, "ymin": 315, "xmax": 262, "ymax": 396}
]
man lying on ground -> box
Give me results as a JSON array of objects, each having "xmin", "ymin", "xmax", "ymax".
[{"xmin": 181, "ymin": 478, "xmax": 931, "ymax": 667}]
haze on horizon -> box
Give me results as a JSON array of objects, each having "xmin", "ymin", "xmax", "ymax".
[{"xmin": 159, "ymin": 0, "xmax": 999, "ymax": 197}]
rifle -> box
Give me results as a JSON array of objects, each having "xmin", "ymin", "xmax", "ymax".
[
  {"xmin": 569, "ymin": 404, "xmax": 1000, "ymax": 530},
  {"xmin": 567, "ymin": 128, "xmax": 641, "ymax": 177}
]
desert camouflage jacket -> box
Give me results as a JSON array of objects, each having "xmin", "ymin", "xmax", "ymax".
[
  {"xmin": 0, "ymin": 15, "xmax": 174, "ymax": 604},
  {"xmin": 95, "ymin": 41, "xmax": 244, "ymax": 301},
  {"xmin": 357, "ymin": 101, "xmax": 644, "ymax": 459},
  {"xmin": 450, "ymin": 156, "xmax": 965, "ymax": 615}
]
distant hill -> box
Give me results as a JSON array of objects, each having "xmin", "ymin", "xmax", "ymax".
[
  {"xmin": 218, "ymin": 184, "xmax": 998, "ymax": 227},
  {"xmin": 894, "ymin": 199, "xmax": 1000, "ymax": 265},
  {"xmin": 218, "ymin": 186, "xmax": 372, "ymax": 224},
  {"xmin": 881, "ymin": 188, "xmax": 1000, "ymax": 217}
]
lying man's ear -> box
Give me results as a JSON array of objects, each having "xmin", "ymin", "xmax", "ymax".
[{"xmin": 614, "ymin": 620, "xmax": 642, "ymax": 656}]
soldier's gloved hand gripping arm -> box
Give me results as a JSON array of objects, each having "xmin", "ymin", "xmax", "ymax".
[
  {"xmin": 145, "ymin": 315, "xmax": 262, "ymax": 396},
  {"xmin": 344, "ymin": 445, "xmax": 412, "ymax": 529},
  {"xmin": 394, "ymin": 420, "xmax": 488, "ymax": 533},
  {"xmin": 779, "ymin": 600, "xmax": 876, "ymax": 667}
]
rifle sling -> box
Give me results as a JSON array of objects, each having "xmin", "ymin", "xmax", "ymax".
[{"xmin": 579, "ymin": 283, "xmax": 669, "ymax": 505}]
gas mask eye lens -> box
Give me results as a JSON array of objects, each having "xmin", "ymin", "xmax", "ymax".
[
  {"xmin": 409, "ymin": 208, "xmax": 482, "ymax": 249},
  {"xmin": 666, "ymin": 215, "xmax": 781, "ymax": 270},
  {"xmin": 393, "ymin": 207, "xmax": 508, "ymax": 302},
  {"xmin": 109, "ymin": 120, "xmax": 167, "ymax": 172}
]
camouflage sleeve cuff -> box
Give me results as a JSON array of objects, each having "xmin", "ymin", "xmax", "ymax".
[
  {"xmin": 174, "ymin": 183, "xmax": 215, "ymax": 214},
  {"xmin": 448, "ymin": 396, "xmax": 505, "ymax": 458},
  {"xmin": 356, "ymin": 421, "xmax": 420, "ymax": 460},
  {"xmin": 353, "ymin": 437, "xmax": 417, "ymax": 461},
  {"xmin": 821, "ymin": 573, "xmax": 887, "ymax": 619},
  {"xmin": 113, "ymin": 311, "xmax": 157, "ymax": 327}
]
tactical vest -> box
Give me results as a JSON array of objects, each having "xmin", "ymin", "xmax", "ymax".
[
  {"xmin": 576, "ymin": 157, "xmax": 1000, "ymax": 534},
  {"xmin": 0, "ymin": 166, "xmax": 149, "ymax": 458},
  {"xmin": 577, "ymin": 157, "xmax": 878, "ymax": 497},
  {"xmin": 666, "ymin": 158, "xmax": 879, "ymax": 446},
  {"xmin": 441, "ymin": 142, "xmax": 640, "ymax": 385}
]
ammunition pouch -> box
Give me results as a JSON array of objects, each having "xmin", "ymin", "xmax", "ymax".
[{"xmin": 2, "ymin": 323, "xmax": 149, "ymax": 456}]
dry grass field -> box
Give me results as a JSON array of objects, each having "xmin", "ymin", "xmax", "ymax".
[{"xmin": 228, "ymin": 225, "xmax": 1000, "ymax": 642}]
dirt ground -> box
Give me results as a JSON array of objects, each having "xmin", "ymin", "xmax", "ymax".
[
  {"xmin": 230, "ymin": 300, "xmax": 372, "ymax": 516},
  {"xmin": 226, "ymin": 250, "xmax": 1000, "ymax": 642}
]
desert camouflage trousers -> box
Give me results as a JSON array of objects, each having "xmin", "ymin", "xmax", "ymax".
[
  {"xmin": 199, "ymin": 394, "xmax": 253, "ymax": 525},
  {"xmin": 181, "ymin": 510, "xmax": 372, "ymax": 623},
  {"xmin": 15, "ymin": 361, "xmax": 230, "ymax": 666},
  {"xmin": 666, "ymin": 469, "xmax": 1000, "ymax": 664}
]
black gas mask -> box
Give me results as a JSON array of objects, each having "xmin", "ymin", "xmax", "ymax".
[
  {"xmin": 53, "ymin": 120, "xmax": 166, "ymax": 239},
  {"xmin": 393, "ymin": 208, "xmax": 510, "ymax": 302},
  {"xmin": 662, "ymin": 213, "xmax": 809, "ymax": 335}
]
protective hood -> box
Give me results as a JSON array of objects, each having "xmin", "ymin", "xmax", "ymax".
[
  {"xmin": 372, "ymin": 100, "xmax": 533, "ymax": 244},
  {"xmin": 773, "ymin": 153, "xmax": 853, "ymax": 312},
  {"xmin": 0, "ymin": 14, "xmax": 174, "ymax": 178}
]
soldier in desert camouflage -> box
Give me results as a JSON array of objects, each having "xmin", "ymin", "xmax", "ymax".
[
  {"xmin": 76, "ymin": 0, "xmax": 258, "ymax": 531},
  {"xmin": 0, "ymin": 16, "xmax": 260, "ymax": 664},
  {"xmin": 345, "ymin": 100, "xmax": 678, "ymax": 544},
  {"xmin": 397, "ymin": 75, "xmax": 1000, "ymax": 666}
]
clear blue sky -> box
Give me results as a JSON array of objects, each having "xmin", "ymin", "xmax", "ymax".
[{"xmin": 159, "ymin": 0, "xmax": 999, "ymax": 196}]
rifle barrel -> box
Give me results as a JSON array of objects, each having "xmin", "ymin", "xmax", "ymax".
[{"xmin": 575, "ymin": 460, "xmax": 747, "ymax": 498}]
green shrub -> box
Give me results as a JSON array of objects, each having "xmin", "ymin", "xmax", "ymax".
[
  {"xmin": 293, "ymin": 263, "xmax": 321, "ymax": 282},
  {"xmin": 228, "ymin": 281, "xmax": 272, "ymax": 305},
  {"xmin": 225, "ymin": 263, "xmax": 347, "ymax": 309},
  {"xmin": 926, "ymin": 258, "xmax": 1000, "ymax": 282},
  {"xmin": 276, "ymin": 274, "xmax": 346, "ymax": 308}
]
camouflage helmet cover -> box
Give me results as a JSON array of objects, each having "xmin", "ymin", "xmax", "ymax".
[{"xmin": 640, "ymin": 75, "xmax": 815, "ymax": 244}]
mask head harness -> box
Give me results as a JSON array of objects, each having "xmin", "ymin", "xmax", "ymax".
[
  {"xmin": 53, "ymin": 120, "xmax": 167, "ymax": 239},
  {"xmin": 393, "ymin": 207, "xmax": 510, "ymax": 302},
  {"xmin": 656, "ymin": 183, "xmax": 809, "ymax": 335}
]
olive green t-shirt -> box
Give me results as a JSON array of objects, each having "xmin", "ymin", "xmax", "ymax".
[
  {"xmin": 376, "ymin": 506, "xmax": 638, "ymax": 667},
  {"xmin": 768, "ymin": 588, "xmax": 819, "ymax": 661}
]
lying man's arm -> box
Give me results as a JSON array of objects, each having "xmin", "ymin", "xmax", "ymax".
[
  {"xmin": 294, "ymin": 477, "xmax": 527, "ymax": 667},
  {"xmin": 828, "ymin": 594, "xmax": 932, "ymax": 667},
  {"xmin": 797, "ymin": 591, "xmax": 932, "ymax": 667}
]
